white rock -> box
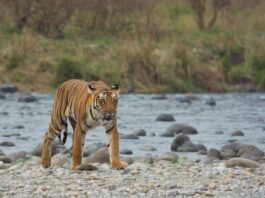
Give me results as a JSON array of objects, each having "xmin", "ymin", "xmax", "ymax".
[{"xmin": 51, "ymin": 154, "xmax": 68, "ymax": 167}]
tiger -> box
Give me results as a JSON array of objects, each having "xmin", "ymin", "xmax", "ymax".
[{"xmin": 41, "ymin": 79, "xmax": 127, "ymax": 170}]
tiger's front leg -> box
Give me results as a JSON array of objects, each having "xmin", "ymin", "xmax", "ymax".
[
  {"xmin": 71, "ymin": 124, "xmax": 85, "ymax": 169},
  {"xmin": 106, "ymin": 126, "xmax": 128, "ymax": 170},
  {"xmin": 41, "ymin": 132, "xmax": 53, "ymax": 168}
]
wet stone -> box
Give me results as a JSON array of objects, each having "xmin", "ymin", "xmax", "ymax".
[
  {"xmin": 155, "ymin": 114, "xmax": 175, "ymax": 122},
  {"xmin": 231, "ymin": 130, "xmax": 244, "ymax": 136},
  {"xmin": 75, "ymin": 164, "xmax": 98, "ymax": 171},
  {"xmin": 0, "ymin": 92, "xmax": 6, "ymax": 99},
  {"xmin": 0, "ymin": 83, "xmax": 18, "ymax": 93},
  {"xmin": 133, "ymin": 129, "xmax": 147, "ymax": 136},
  {"xmin": 160, "ymin": 131, "xmax": 174, "ymax": 137},
  {"xmin": 206, "ymin": 98, "xmax": 216, "ymax": 106},
  {"xmin": 18, "ymin": 93, "xmax": 38, "ymax": 103},
  {"xmin": 167, "ymin": 124, "xmax": 198, "ymax": 135},
  {"xmin": 120, "ymin": 134, "xmax": 139, "ymax": 140},
  {"xmin": 139, "ymin": 145, "xmax": 157, "ymax": 152},
  {"xmin": 151, "ymin": 94, "xmax": 168, "ymax": 100},
  {"xmin": 0, "ymin": 141, "xmax": 15, "ymax": 147},
  {"xmin": 120, "ymin": 149, "xmax": 133, "ymax": 155},
  {"xmin": 207, "ymin": 148, "xmax": 222, "ymax": 159}
]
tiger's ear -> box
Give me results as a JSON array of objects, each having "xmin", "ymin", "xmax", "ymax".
[
  {"xmin": 88, "ymin": 83, "xmax": 97, "ymax": 94},
  {"xmin": 111, "ymin": 84, "xmax": 119, "ymax": 94}
]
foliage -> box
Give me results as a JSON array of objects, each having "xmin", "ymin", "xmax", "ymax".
[{"xmin": 0, "ymin": 0, "xmax": 265, "ymax": 92}]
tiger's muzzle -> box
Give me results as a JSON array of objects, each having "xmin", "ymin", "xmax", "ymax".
[{"xmin": 102, "ymin": 112, "xmax": 112, "ymax": 121}]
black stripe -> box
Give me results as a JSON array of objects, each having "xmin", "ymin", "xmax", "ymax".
[
  {"xmin": 48, "ymin": 137, "xmax": 54, "ymax": 141},
  {"xmin": 85, "ymin": 122, "xmax": 92, "ymax": 129},
  {"xmin": 90, "ymin": 106, "xmax": 96, "ymax": 120},
  {"xmin": 106, "ymin": 125, "xmax": 115, "ymax": 133}
]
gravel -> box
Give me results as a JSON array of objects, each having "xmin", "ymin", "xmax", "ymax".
[{"xmin": 0, "ymin": 156, "xmax": 265, "ymax": 197}]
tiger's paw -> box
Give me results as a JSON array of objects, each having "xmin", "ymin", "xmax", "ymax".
[
  {"xmin": 41, "ymin": 158, "xmax": 51, "ymax": 168},
  {"xmin": 111, "ymin": 160, "xmax": 128, "ymax": 170}
]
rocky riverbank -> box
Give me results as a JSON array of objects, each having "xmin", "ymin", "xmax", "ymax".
[{"xmin": 0, "ymin": 154, "xmax": 265, "ymax": 198}]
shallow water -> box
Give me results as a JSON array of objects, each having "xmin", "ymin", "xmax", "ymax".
[{"xmin": 1, "ymin": 92, "xmax": 265, "ymax": 160}]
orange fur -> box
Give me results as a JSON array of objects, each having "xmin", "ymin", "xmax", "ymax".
[{"xmin": 41, "ymin": 79, "xmax": 127, "ymax": 169}]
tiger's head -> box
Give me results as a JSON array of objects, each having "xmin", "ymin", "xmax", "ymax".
[{"xmin": 88, "ymin": 82, "xmax": 119, "ymax": 125}]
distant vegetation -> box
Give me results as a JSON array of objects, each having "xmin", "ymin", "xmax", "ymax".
[{"xmin": 0, "ymin": 0, "xmax": 265, "ymax": 92}]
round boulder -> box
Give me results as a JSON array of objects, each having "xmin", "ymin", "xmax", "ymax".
[
  {"xmin": 156, "ymin": 114, "xmax": 175, "ymax": 122},
  {"xmin": 196, "ymin": 144, "xmax": 207, "ymax": 152},
  {"xmin": 167, "ymin": 124, "xmax": 198, "ymax": 135},
  {"xmin": 206, "ymin": 98, "xmax": 216, "ymax": 106},
  {"xmin": 171, "ymin": 134, "xmax": 190, "ymax": 151},
  {"xmin": 225, "ymin": 158, "xmax": 259, "ymax": 168},
  {"xmin": 8, "ymin": 151, "xmax": 27, "ymax": 162},
  {"xmin": 18, "ymin": 93, "xmax": 38, "ymax": 103},
  {"xmin": 0, "ymin": 156, "xmax": 12, "ymax": 163},
  {"xmin": 158, "ymin": 152, "xmax": 178, "ymax": 162},
  {"xmin": 133, "ymin": 129, "xmax": 147, "ymax": 137},
  {"xmin": 176, "ymin": 94, "xmax": 200, "ymax": 103},
  {"xmin": 120, "ymin": 149, "xmax": 133, "ymax": 155},
  {"xmin": 83, "ymin": 143, "xmax": 106, "ymax": 157},
  {"xmin": 0, "ymin": 141, "xmax": 15, "ymax": 147},
  {"xmin": 31, "ymin": 140, "xmax": 66, "ymax": 157},
  {"xmin": 221, "ymin": 143, "xmax": 244, "ymax": 153},
  {"xmin": 238, "ymin": 145, "xmax": 264, "ymax": 160},
  {"xmin": 231, "ymin": 130, "xmax": 244, "ymax": 136},
  {"xmin": 51, "ymin": 154, "xmax": 69, "ymax": 167},
  {"xmin": 160, "ymin": 131, "xmax": 174, "ymax": 137},
  {"xmin": 120, "ymin": 134, "xmax": 139, "ymax": 140},
  {"xmin": 221, "ymin": 149, "xmax": 236, "ymax": 159},
  {"xmin": 75, "ymin": 164, "xmax": 98, "ymax": 171},
  {"xmin": 207, "ymin": 148, "xmax": 222, "ymax": 159},
  {"xmin": 0, "ymin": 83, "xmax": 18, "ymax": 93},
  {"xmin": 177, "ymin": 141, "xmax": 198, "ymax": 152},
  {"xmin": 86, "ymin": 147, "xmax": 110, "ymax": 164}
]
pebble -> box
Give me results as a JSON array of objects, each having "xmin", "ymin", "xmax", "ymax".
[
  {"xmin": 139, "ymin": 145, "xmax": 157, "ymax": 151},
  {"xmin": 0, "ymin": 157, "xmax": 264, "ymax": 197}
]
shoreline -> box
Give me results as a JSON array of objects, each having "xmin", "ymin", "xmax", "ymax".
[{"xmin": 0, "ymin": 155, "xmax": 264, "ymax": 197}]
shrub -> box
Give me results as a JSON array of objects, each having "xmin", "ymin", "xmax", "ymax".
[
  {"xmin": 5, "ymin": 50, "xmax": 24, "ymax": 71},
  {"xmin": 53, "ymin": 56, "xmax": 86, "ymax": 85},
  {"xmin": 227, "ymin": 66, "xmax": 251, "ymax": 83},
  {"xmin": 250, "ymin": 53, "xmax": 265, "ymax": 89}
]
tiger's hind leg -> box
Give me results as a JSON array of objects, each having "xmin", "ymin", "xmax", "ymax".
[
  {"xmin": 41, "ymin": 130, "xmax": 55, "ymax": 168},
  {"xmin": 69, "ymin": 117, "xmax": 76, "ymax": 157},
  {"xmin": 41, "ymin": 123, "xmax": 67, "ymax": 168}
]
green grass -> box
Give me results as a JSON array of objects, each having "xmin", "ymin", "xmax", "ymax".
[{"xmin": 1, "ymin": 0, "xmax": 265, "ymax": 92}]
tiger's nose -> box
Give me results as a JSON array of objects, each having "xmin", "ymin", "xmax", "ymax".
[{"xmin": 103, "ymin": 113, "xmax": 111, "ymax": 121}]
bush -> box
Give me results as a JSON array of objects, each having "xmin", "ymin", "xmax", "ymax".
[
  {"xmin": 250, "ymin": 53, "xmax": 265, "ymax": 89},
  {"xmin": 54, "ymin": 56, "xmax": 86, "ymax": 85},
  {"xmin": 5, "ymin": 50, "xmax": 24, "ymax": 71},
  {"xmin": 227, "ymin": 66, "xmax": 251, "ymax": 83}
]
